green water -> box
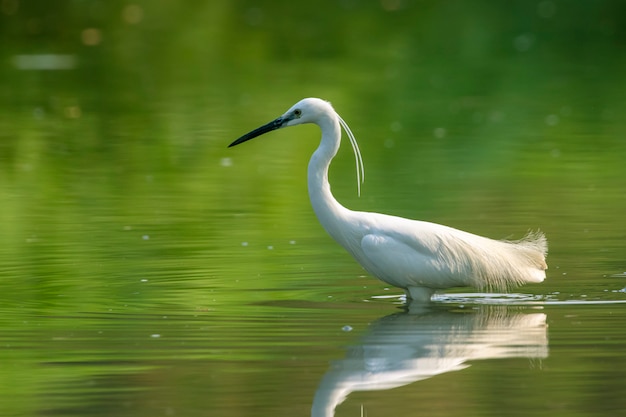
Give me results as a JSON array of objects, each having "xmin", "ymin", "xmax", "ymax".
[{"xmin": 1, "ymin": 1, "xmax": 626, "ymax": 416}]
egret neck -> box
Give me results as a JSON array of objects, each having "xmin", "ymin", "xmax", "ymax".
[{"xmin": 307, "ymin": 115, "xmax": 352, "ymax": 242}]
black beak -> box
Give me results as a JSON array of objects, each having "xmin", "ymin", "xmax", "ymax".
[{"xmin": 228, "ymin": 117, "xmax": 285, "ymax": 148}]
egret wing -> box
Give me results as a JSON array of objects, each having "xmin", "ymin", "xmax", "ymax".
[{"xmin": 360, "ymin": 232, "xmax": 465, "ymax": 290}]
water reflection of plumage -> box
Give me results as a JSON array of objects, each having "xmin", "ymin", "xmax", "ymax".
[{"xmin": 311, "ymin": 307, "xmax": 548, "ymax": 417}]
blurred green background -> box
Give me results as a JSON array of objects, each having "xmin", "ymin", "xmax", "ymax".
[
  {"xmin": 1, "ymin": 1, "xmax": 625, "ymax": 416},
  {"xmin": 1, "ymin": 0, "xmax": 625, "ymax": 301}
]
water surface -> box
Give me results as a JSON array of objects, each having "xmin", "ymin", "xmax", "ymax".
[{"xmin": 1, "ymin": 2, "xmax": 625, "ymax": 416}]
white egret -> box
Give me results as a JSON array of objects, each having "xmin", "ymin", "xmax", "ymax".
[{"xmin": 229, "ymin": 98, "xmax": 547, "ymax": 301}]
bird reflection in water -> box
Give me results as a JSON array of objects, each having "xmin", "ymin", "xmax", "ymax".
[{"xmin": 311, "ymin": 305, "xmax": 548, "ymax": 417}]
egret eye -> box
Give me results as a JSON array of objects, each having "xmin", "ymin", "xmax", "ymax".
[{"xmin": 294, "ymin": 109, "xmax": 302, "ymax": 118}]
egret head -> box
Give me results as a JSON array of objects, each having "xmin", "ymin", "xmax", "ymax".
[
  {"xmin": 229, "ymin": 97, "xmax": 364, "ymax": 195},
  {"xmin": 228, "ymin": 98, "xmax": 333, "ymax": 147}
]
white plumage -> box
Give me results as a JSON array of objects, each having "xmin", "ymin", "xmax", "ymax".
[{"xmin": 229, "ymin": 98, "xmax": 547, "ymax": 301}]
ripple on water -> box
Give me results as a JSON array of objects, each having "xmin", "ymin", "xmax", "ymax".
[{"xmin": 370, "ymin": 291, "xmax": 626, "ymax": 306}]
